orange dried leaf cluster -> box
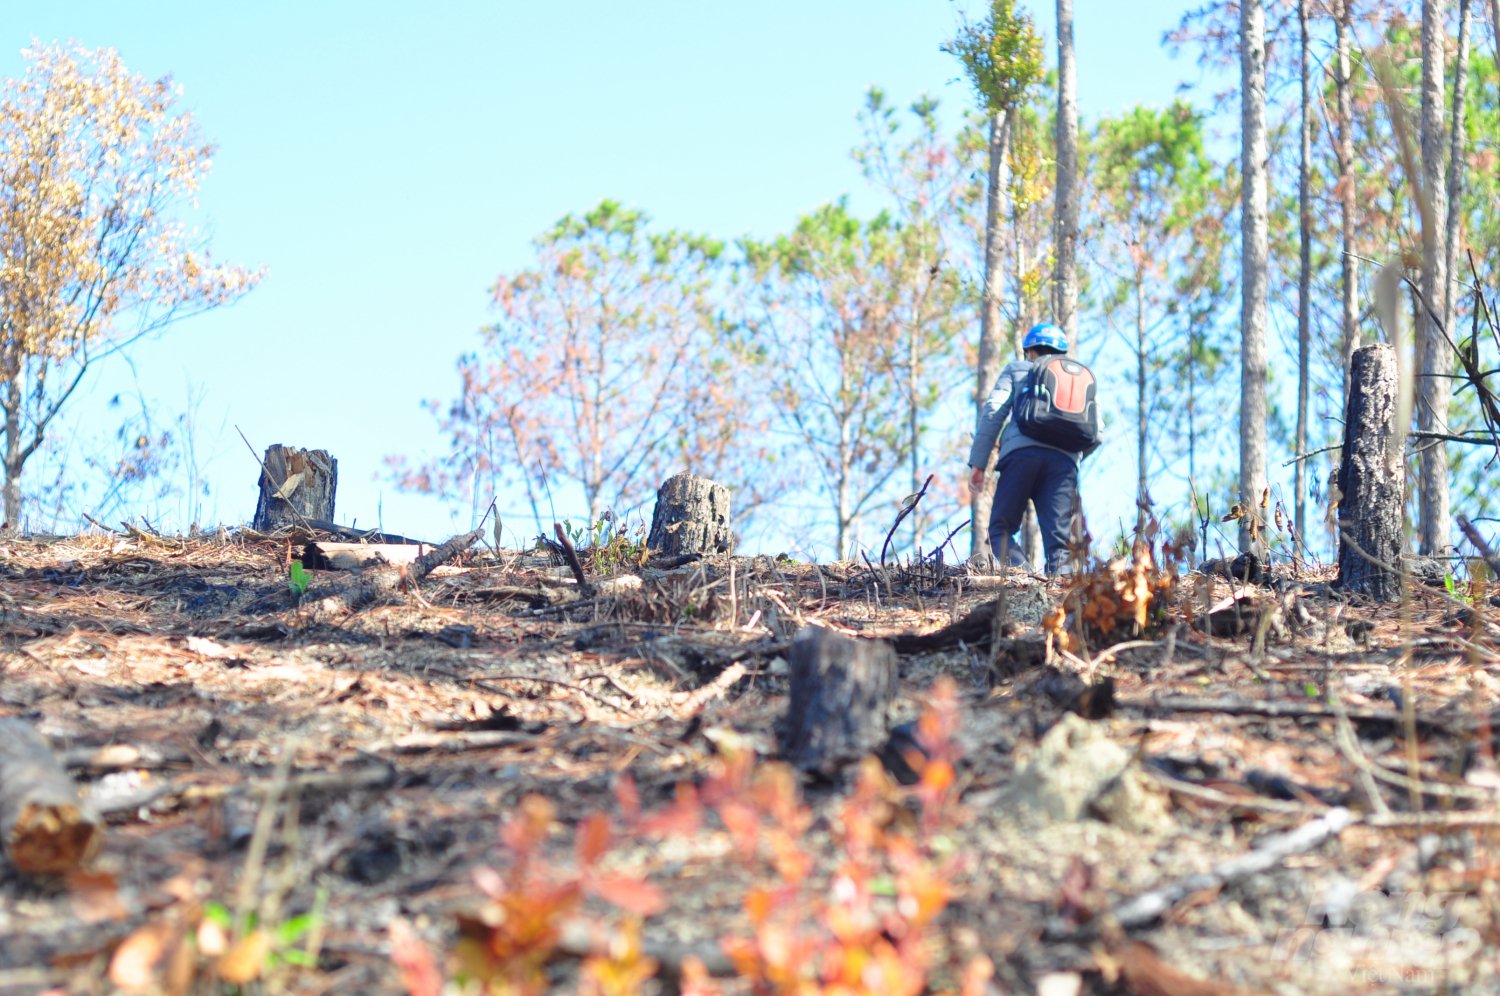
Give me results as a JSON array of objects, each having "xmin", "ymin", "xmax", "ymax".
[
  {"xmin": 412, "ymin": 678, "xmax": 988, "ymax": 995},
  {"xmin": 1059, "ymin": 542, "xmax": 1177, "ymax": 645},
  {"xmin": 451, "ymin": 794, "xmax": 665, "ymax": 994}
]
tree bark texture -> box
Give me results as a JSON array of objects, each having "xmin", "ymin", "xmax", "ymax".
[
  {"xmin": 0, "ymin": 718, "xmax": 103, "ymax": 874},
  {"xmin": 1295, "ymin": 0, "xmax": 1313, "ymax": 557},
  {"xmin": 1417, "ymin": 0, "xmax": 1451, "ymax": 555},
  {"xmin": 1336, "ymin": 345, "xmax": 1405, "ymax": 602},
  {"xmin": 253, "ymin": 445, "xmax": 337, "ymax": 532},
  {"xmin": 1053, "ymin": 0, "xmax": 1080, "ymax": 342},
  {"xmin": 776, "ymin": 626, "xmax": 896, "ymax": 777},
  {"xmin": 1336, "ymin": 1, "xmax": 1359, "ymax": 393},
  {"xmin": 1444, "ymin": 0, "xmax": 1471, "ymax": 343},
  {"xmin": 646, "ymin": 473, "xmax": 734, "ymax": 557},
  {"xmin": 1239, "ymin": 0, "xmax": 1270, "ymax": 556},
  {"xmin": 3, "ymin": 377, "xmax": 21, "ymax": 527},
  {"xmin": 972, "ymin": 109, "xmax": 1012, "ymax": 557}
]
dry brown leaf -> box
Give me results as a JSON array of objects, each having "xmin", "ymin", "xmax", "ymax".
[
  {"xmin": 217, "ymin": 929, "xmax": 271, "ymax": 985},
  {"xmin": 108, "ymin": 922, "xmax": 170, "ymax": 992},
  {"xmin": 1116, "ymin": 940, "xmax": 1249, "ymax": 996}
]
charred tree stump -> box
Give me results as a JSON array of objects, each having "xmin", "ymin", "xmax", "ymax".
[
  {"xmin": 1335, "ymin": 344, "xmax": 1404, "ymax": 602},
  {"xmin": 776, "ymin": 626, "xmax": 896, "ymax": 776},
  {"xmin": 646, "ymin": 473, "xmax": 734, "ymax": 556},
  {"xmin": 0, "ymin": 719, "xmax": 102, "ymax": 874},
  {"xmin": 253, "ymin": 444, "xmax": 338, "ymax": 531}
]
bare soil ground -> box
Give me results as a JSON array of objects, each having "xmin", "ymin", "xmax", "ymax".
[{"xmin": 1, "ymin": 527, "xmax": 1498, "ymax": 994}]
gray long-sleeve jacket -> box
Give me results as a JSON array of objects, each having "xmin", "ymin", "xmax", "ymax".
[{"xmin": 967, "ymin": 359, "xmax": 1084, "ymax": 469}]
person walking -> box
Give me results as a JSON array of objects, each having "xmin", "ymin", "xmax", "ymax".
[{"xmin": 968, "ymin": 322, "xmax": 1098, "ymax": 574}]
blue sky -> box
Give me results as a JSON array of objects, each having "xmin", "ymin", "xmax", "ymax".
[{"xmin": 4, "ymin": 1, "xmax": 1221, "ymax": 552}]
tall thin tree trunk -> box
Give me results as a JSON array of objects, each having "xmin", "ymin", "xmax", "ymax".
[
  {"xmin": 1135, "ymin": 267, "xmax": 1148, "ymax": 529},
  {"xmin": 1417, "ymin": 0, "xmax": 1451, "ymax": 555},
  {"xmin": 972, "ymin": 109, "xmax": 1012, "ymax": 557},
  {"xmin": 1336, "ymin": 0, "xmax": 1359, "ymax": 391},
  {"xmin": 1054, "ymin": 0, "xmax": 1080, "ymax": 344},
  {"xmin": 1443, "ymin": 0, "xmax": 1471, "ymax": 333},
  {"xmin": 1240, "ymin": 0, "xmax": 1270, "ymax": 556},
  {"xmin": 908, "ymin": 326, "xmax": 921, "ymax": 551},
  {"xmin": 1009, "ymin": 126, "xmax": 1044, "ymax": 568},
  {"xmin": 3, "ymin": 370, "xmax": 22, "ymax": 527},
  {"xmin": 837, "ymin": 419, "xmax": 851, "ymax": 560},
  {"xmin": 1188, "ymin": 328, "xmax": 1201, "ymax": 559},
  {"xmin": 1295, "ymin": 0, "xmax": 1313, "ymax": 560}
]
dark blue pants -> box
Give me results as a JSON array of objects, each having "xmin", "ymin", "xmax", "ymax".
[{"xmin": 987, "ymin": 447, "xmax": 1079, "ymax": 573}]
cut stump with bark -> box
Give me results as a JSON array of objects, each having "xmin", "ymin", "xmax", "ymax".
[
  {"xmin": 776, "ymin": 626, "xmax": 896, "ymax": 776},
  {"xmin": 0, "ymin": 719, "xmax": 102, "ymax": 874},
  {"xmin": 646, "ymin": 473, "xmax": 734, "ymax": 557},
  {"xmin": 1334, "ymin": 344, "xmax": 1404, "ymax": 602},
  {"xmin": 253, "ymin": 445, "xmax": 338, "ymax": 532}
]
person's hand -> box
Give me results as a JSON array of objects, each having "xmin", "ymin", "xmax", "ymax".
[{"xmin": 968, "ymin": 466, "xmax": 984, "ymax": 492}]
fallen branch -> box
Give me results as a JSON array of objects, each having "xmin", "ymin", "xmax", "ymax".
[
  {"xmin": 888, "ymin": 600, "xmax": 996, "ymax": 652},
  {"xmin": 367, "ymin": 730, "xmax": 540, "ymax": 755},
  {"xmin": 1049, "ymin": 807, "xmax": 1355, "ymax": 937},
  {"xmin": 300, "ymin": 522, "xmax": 486, "ymax": 618},
  {"xmin": 1146, "ymin": 769, "xmax": 1322, "ymax": 817},
  {"xmin": 1458, "ymin": 516, "xmax": 1500, "ymax": 579},
  {"xmin": 1117, "ymin": 693, "xmax": 1448, "ymax": 732},
  {"xmin": 1363, "ymin": 811, "xmax": 1500, "ymax": 829},
  {"xmin": 672, "ymin": 662, "xmax": 747, "ymax": 719},
  {"xmin": 418, "ymin": 664, "xmax": 637, "ymax": 716},
  {"xmin": 0, "ymin": 718, "xmax": 104, "ymax": 874},
  {"xmin": 301, "ymin": 518, "xmax": 431, "ymax": 546},
  {"xmin": 94, "ymin": 764, "xmax": 398, "ymax": 817}
]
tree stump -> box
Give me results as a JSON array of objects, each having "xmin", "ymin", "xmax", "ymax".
[
  {"xmin": 1335, "ymin": 344, "xmax": 1404, "ymax": 602},
  {"xmin": 646, "ymin": 473, "xmax": 734, "ymax": 556},
  {"xmin": 0, "ymin": 719, "xmax": 102, "ymax": 874},
  {"xmin": 253, "ymin": 444, "xmax": 338, "ymax": 531},
  {"xmin": 776, "ymin": 626, "xmax": 896, "ymax": 776}
]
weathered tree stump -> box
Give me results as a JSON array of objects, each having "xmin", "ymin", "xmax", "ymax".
[
  {"xmin": 253, "ymin": 444, "xmax": 337, "ymax": 531},
  {"xmin": 0, "ymin": 719, "xmax": 102, "ymax": 874},
  {"xmin": 646, "ymin": 473, "xmax": 734, "ymax": 556},
  {"xmin": 1334, "ymin": 344, "xmax": 1404, "ymax": 602},
  {"xmin": 776, "ymin": 626, "xmax": 896, "ymax": 776}
]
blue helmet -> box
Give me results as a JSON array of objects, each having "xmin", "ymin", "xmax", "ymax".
[{"xmin": 1023, "ymin": 322, "xmax": 1068, "ymax": 353}]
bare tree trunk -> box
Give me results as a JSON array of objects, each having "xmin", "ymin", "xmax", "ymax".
[
  {"xmin": 1444, "ymin": 0, "xmax": 1471, "ymax": 333},
  {"xmin": 647, "ymin": 473, "xmax": 734, "ymax": 556},
  {"xmin": 1240, "ymin": 0, "xmax": 1270, "ymax": 556},
  {"xmin": 1336, "ymin": 0, "xmax": 1359, "ymax": 392},
  {"xmin": 776, "ymin": 626, "xmax": 896, "ymax": 777},
  {"xmin": 972, "ymin": 110, "xmax": 1012, "ymax": 557},
  {"xmin": 1135, "ymin": 267, "xmax": 1148, "ymax": 529},
  {"xmin": 837, "ymin": 423, "xmax": 852, "ymax": 561},
  {"xmin": 1054, "ymin": 0, "xmax": 1080, "ymax": 343},
  {"xmin": 1417, "ymin": 0, "xmax": 1451, "ymax": 555},
  {"xmin": 0, "ymin": 718, "xmax": 103, "ymax": 874},
  {"xmin": 2, "ymin": 412, "xmax": 19, "ymax": 528},
  {"xmin": 253, "ymin": 445, "xmax": 338, "ymax": 532},
  {"xmin": 1009, "ymin": 124, "xmax": 1044, "ymax": 569},
  {"xmin": 908, "ymin": 327, "xmax": 922, "ymax": 551},
  {"xmin": 1295, "ymin": 0, "xmax": 1313, "ymax": 559},
  {"xmin": 1335, "ymin": 344, "xmax": 1405, "ymax": 602},
  {"xmin": 1188, "ymin": 329, "xmax": 1203, "ymax": 560}
]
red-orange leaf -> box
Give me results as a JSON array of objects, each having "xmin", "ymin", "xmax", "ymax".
[{"xmin": 588, "ymin": 874, "xmax": 666, "ymax": 916}]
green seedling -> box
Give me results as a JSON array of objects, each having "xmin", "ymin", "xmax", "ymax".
[
  {"xmin": 205, "ymin": 891, "xmax": 326, "ymax": 972},
  {"xmin": 288, "ymin": 560, "xmax": 311, "ymax": 596}
]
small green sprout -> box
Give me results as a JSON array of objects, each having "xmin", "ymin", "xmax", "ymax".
[{"xmin": 288, "ymin": 559, "xmax": 311, "ymax": 596}]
